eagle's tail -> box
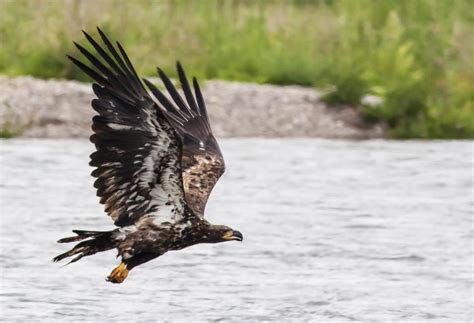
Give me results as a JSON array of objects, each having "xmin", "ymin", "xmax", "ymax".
[{"xmin": 53, "ymin": 230, "xmax": 116, "ymax": 264}]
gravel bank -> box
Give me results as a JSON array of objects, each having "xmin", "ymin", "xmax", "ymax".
[{"xmin": 0, "ymin": 76, "xmax": 385, "ymax": 139}]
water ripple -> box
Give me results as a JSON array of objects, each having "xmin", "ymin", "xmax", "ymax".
[{"xmin": 0, "ymin": 138, "xmax": 472, "ymax": 322}]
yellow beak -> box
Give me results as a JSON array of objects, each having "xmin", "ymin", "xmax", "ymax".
[{"xmin": 222, "ymin": 230, "xmax": 243, "ymax": 241}]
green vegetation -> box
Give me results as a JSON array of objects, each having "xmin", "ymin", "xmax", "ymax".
[
  {"xmin": 1, "ymin": 0, "xmax": 472, "ymax": 138},
  {"xmin": 0, "ymin": 103, "xmax": 30, "ymax": 138},
  {"xmin": 0, "ymin": 122, "xmax": 24, "ymax": 138}
]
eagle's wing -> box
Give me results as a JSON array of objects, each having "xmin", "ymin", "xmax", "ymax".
[
  {"xmin": 144, "ymin": 63, "xmax": 225, "ymax": 217},
  {"xmin": 70, "ymin": 29, "xmax": 188, "ymax": 227}
]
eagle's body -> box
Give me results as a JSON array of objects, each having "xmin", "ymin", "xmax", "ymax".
[{"xmin": 53, "ymin": 29, "xmax": 242, "ymax": 283}]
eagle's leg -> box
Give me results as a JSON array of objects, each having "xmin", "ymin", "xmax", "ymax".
[{"xmin": 107, "ymin": 262, "xmax": 129, "ymax": 284}]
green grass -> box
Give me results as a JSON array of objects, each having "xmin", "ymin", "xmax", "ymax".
[
  {"xmin": 0, "ymin": 102, "xmax": 30, "ymax": 138},
  {"xmin": 0, "ymin": 125, "xmax": 23, "ymax": 138},
  {"xmin": 1, "ymin": 0, "xmax": 472, "ymax": 138}
]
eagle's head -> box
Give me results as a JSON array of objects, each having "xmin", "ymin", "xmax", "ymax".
[{"xmin": 201, "ymin": 224, "xmax": 243, "ymax": 243}]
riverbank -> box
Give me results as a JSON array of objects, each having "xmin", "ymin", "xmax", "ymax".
[
  {"xmin": 2, "ymin": 1, "xmax": 472, "ymax": 139},
  {"xmin": 0, "ymin": 76, "xmax": 385, "ymax": 139}
]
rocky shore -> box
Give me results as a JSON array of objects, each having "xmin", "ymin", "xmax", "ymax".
[{"xmin": 0, "ymin": 76, "xmax": 385, "ymax": 139}]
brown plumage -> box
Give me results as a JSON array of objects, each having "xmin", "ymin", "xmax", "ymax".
[{"xmin": 53, "ymin": 28, "xmax": 242, "ymax": 283}]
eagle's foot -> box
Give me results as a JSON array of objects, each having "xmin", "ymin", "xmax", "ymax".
[{"xmin": 106, "ymin": 262, "xmax": 129, "ymax": 284}]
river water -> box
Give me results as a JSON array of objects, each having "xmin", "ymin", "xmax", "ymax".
[{"xmin": 0, "ymin": 139, "xmax": 472, "ymax": 322}]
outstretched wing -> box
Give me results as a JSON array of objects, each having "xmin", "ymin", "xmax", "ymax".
[
  {"xmin": 144, "ymin": 63, "xmax": 225, "ymax": 217},
  {"xmin": 70, "ymin": 28, "xmax": 188, "ymax": 227}
]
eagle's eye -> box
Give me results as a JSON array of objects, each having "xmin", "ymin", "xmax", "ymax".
[{"xmin": 222, "ymin": 230, "xmax": 243, "ymax": 242}]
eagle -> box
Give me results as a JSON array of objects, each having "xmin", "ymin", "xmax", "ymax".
[{"xmin": 53, "ymin": 28, "xmax": 243, "ymax": 283}]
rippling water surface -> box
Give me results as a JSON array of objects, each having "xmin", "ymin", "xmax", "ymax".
[{"xmin": 0, "ymin": 139, "xmax": 472, "ymax": 322}]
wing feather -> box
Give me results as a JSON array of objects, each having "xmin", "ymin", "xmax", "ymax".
[
  {"xmin": 176, "ymin": 62, "xmax": 200, "ymax": 115},
  {"xmin": 144, "ymin": 62, "xmax": 225, "ymax": 217},
  {"xmin": 70, "ymin": 29, "xmax": 189, "ymax": 227}
]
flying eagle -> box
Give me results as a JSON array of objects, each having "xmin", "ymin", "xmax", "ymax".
[{"xmin": 53, "ymin": 28, "xmax": 243, "ymax": 283}]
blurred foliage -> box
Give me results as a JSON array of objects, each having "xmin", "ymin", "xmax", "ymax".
[
  {"xmin": 0, "ymin": 0, "xmax": 472, "ymax": 138},
  {"xmin": 0, "ymin": 122, "xmax": 25, "ymax": 138}
]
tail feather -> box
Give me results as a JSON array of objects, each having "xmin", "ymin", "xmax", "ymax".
[
  {"xmin": 53, "ymin": 230, "xmax": 116, "ymax": 264},
  {"xmin": 57, "ymin": 230, "xmax": 110, "ymax": 243}
]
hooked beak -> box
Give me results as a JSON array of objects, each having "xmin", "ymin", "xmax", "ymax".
[{"xmin": 222, "ymin": 230, "xmax": 243, "ymax": 242}]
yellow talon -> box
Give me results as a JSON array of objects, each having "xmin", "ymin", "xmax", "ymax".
[{"xmin": 107, "ymin": 262, "xmax": 129, "ymax": 284}]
